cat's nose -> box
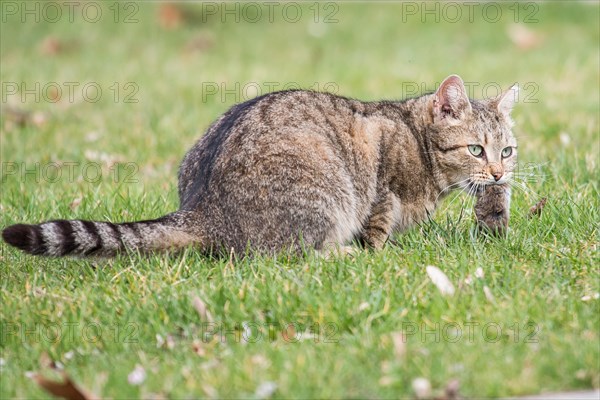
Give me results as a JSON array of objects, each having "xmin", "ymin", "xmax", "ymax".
[{"xmin": 492, "ymin": 172, "xmax": 503, "ymax": 181}]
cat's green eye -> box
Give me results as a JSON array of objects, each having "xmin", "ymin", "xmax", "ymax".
[
  {"xmin": 501, "ymin": 147, "xmax": 513, "ymax": 158},
  {"xmin": 468, "ymin": 145, "xmax": 484, "ymax": 157}
]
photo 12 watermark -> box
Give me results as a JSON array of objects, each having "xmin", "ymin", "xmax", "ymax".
[
  {"xmin": 1, "ymin": 321, "xmax": 139, "ymax": 344},
  {"xmin": 1, "ymin": 161, "xmax": 139, "ymax": 184},
  {"xmin": 397, "ymin": 2, "xmax": 539, "ymax": 24},
  {"xmin": 1, "ymin": 81, "xmax": 139, "ymax": 104},
  {"xmin": 199, "ymin": 80, "xmax": 536, "ymax": 104},
  {"xmin": 195, "ymin": 321, "xmax": 340, "ymax": 344},
  {"xmin": 400, "ymin": 321, "xmax": 540, "ymax": 344},
  {"xmin": 0, "ymin": 2, "xmax": 341, "ymax": 25},
  {"xmin": 1, "ymin": 1, "xmax": 140, "ymax": 24},
  {"xmin": 196, "ymin": 2, "xmax": 339, "ymax": 24},
  {"xmin": 400, "ymin": 80, "xmax": 538, "ymax": 103},
  {"xmin": 201, "ymin": 81, "xmax": 339, "ymax": 103}
]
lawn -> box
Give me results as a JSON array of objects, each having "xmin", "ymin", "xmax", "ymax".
[{"xmin": 1, "ymin": 1, "xmax": 599, "ymax": 398}]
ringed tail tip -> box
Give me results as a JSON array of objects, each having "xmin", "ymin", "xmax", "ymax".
[{"xmin": 2, "ymin": 223, "xmax": 42, "ymax": 254}]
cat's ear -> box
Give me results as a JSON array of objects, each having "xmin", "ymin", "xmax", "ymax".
[
  {"xmin": 496, "ymin": 83, "xmax": 519, "ymax": 117},
  {"xmin": 432, "ymin": 74, "xmax": 472, "ymax": 125}
]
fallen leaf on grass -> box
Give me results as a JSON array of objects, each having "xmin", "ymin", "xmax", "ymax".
[
  {"xmin": 412, "ymin": 377, "xmax": 432, "ymax": 399},
  {"xmin": 30, "ymin": 372, "xmax": 97, "ymax": 400},
  {"xmin": 379, "ymin": 375, "xmax": 395, "ymax": 386},
  {"xmin": 46, "ymin": 85, "xmax": 61, "ymax": 102},
  {"xmin": 156, "ymin": 334, "xmax": 175, "ymax": 349},
  {"xmin": 426, "ymin": 266, "xmax": 455, "ymax": 296},
  {"xmin": 39, "ymin": 352, "xmax": 61, "ymax": 370},
  {"xmin": 202, "ymin": 384, "xmax": 219, "ymax": 398},
  {"xmin": 184, "ymin": 35, "xmax": 215, "ymax": 53},
  {"xmin": 560, "ymin": 132, "xmax": 571, "ymax": 145},
  {"xmin": 39, "ymin": 36, "xmax": 64, "ymax": 56},
  {"xmin": 250, "ymin": 354, "xmax": 270, "ymax": 368},
  {"xmin": 83, "ymin": 150, "xmax": 125, "ymax": 166},
  {"xmin": 255, "ymin": 381, "xmax": 278, "ymax": 399},
  {"xmin": 31, "ymin": 112, "xmax": 48, "ymax": 126},
  {"xmin": 483, "ymin": 286, "xmax": 496, "ymax": 304},
  {"xmin": 464, "ymin": 275, "xmax": 473, "ymax": 285},
  {"xmin": 529, "ymin": 197, "xmax": 547, "ymax": 217},
  {"xmin": 127, "ymin": 364, "xmax": 146, "ymax": 386},
  {"xmin": 158, "ymin": 3, "xmax": 183, "ymax": 29},
  {"xmin": 435, "ymin": 379, "xmax": 461, "ymax": 400},
  {"xmin": 38, "ymin": 36, "xmax": 78, "ymax": 56},
  {"xmin": 69, "ymin": 198, "xmax": 82, "ymax": 210},
  {"xmin": 2, "ymin": 106, "xmax": 48, "ymax": 129},
  {"xmin": 390, "ymin": 331, "xmax": 407, "ymax": 358},
  {"xmin": 192, "ymin": 340, "xmax": 206, "ymax": 357},
  {"xmin": 474, "ymin": 267, "xmax": 484, "ymax": 279},
  {"xmin": 281, "ymin": 324, "xmax": 297, "ymax": 343},
  {"xmin": 192, "ymin": 295, "xmax": 214, "ymax": 322},
  {"xmin": 581, "ymin": 293, "xmax": 600, "ymax": 302},
  {"xmin": 507, "ymin": 24, "xmax": 543, "ymax": 50}
]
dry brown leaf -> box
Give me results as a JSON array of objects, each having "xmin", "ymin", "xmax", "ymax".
[
  {"xmin": 378, "ymin": 375, "xmax": 395, "ymax": 386},
  {"xmin": 507, "ymin": 24, "xmax": 542, "ymax": 50},
  {"xmin": 281, "ymin": 324, "xmax": 296, "ymax": 342},
  {"xmin": 2, "ymin": 106, "xmax": 30, "ymax": 126},
  {"xmin": 185, "ymin": 35, "xmax": 215, "ymax": 53},
  {"xmin": 192, "ymin": 340, "xmax": 206, "ymax": 357},
  {"xmin": 46, "ymin": 85, "xmax": 61, "ymax": 102},
  {"xmin": 192, "ymin": 295, "xmax": 213, "ymax": 322},
  {"xmin": 202, "ymin": 384, "xmax": 218, "ymax": 398},
  {"xmin": 31, "ymin": 112, "xmax": 48, "ymax": 127},
  {"xmin": 39, "ymin": 37, "xmax": 64, "ymax": 56},
  {"xmin": 444, "ymin": 379, "xmax": 461, "ymax": 399},
  {"xmin": 30, "ymin": 372, "xmax": 97, "ymax": 400},
  {"xmin": 156, "ymin": 334, "xmax": 175, "ymax": 350},
  {"xmin": 158, "ymin": 3, "xmax": 183, "ymax": 29},
  {"xmin": 433, "ymin": 379, "xmax": 461, "ymax": 400},
  {"xmin": 69, "ymin": 198, "xmax": 82, "ymax": 210},
  {"xmin": 39, "ymin": 352, "xmax": 59, "ymax": 370},
  {"xmin": 529, "ymin": 197, "xmax": 547, "ymax": 217},
  {"xmin": 2, "ymin": 106, "xmax": 48, "ymax": 130},
  {"xmin": 390, "ymin": 331, "xmax": 407, "ymax": 358}
]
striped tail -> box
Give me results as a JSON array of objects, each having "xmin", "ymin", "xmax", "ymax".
[{"xmin": 1, "ymin": 211, "xmax": 200, "ymax": 257}]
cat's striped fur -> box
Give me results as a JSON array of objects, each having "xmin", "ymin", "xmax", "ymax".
[
  {"xmin": 2, "ymin": 212, "xmax": 199, "ymax": 257},
  {"xmin": 2, "ymin": 75, "xmax": 519, "ymax": 257}
]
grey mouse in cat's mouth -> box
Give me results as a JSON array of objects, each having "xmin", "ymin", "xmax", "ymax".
[{"xmin": 2, "ymin": 75, "xmax": 519, "ymax": 257}]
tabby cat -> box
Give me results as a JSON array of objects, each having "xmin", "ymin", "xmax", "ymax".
[{"xmin": 2, "ymin": 75, "xmax": 518, "ymax": 257}]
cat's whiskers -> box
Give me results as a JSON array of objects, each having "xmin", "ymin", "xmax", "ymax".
[
  {"xmin": 437, "ymin": 178, "xmax": 479, "ymax": 217},
  {"xmin": 433, "ymin": 177, "xmax": 472, "ymax": 206},
  {"xmin": 455, "ymin": 180, "xmax": 486, "ymax": 224},
  {"xmin": 506, "ymin": 178, "xmax": 541, "ymax": 199},
  {"xmin": 464, "ymin": 181, "xmax": 480, "ymax": 215},
  {"xmin": 457, "ymin": 182, "xmax": 477, "ymax": 222}
]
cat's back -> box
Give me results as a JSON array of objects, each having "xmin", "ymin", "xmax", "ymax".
[{"xmin": 178, "ymin": 90, "xmax": 368, "ymax": 208}]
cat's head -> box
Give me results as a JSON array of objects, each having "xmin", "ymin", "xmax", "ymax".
[{"xmin": 427, "ymin": 75, "xmax": 518, "ymax": 194}]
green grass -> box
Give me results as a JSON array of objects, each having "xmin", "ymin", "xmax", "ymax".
[{"xmin": 1, "ymin": 2, "xmax": 599, "ymax": 398}]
